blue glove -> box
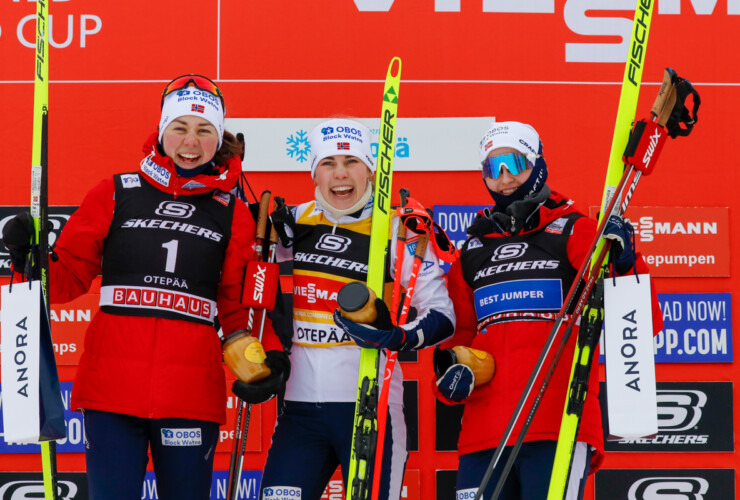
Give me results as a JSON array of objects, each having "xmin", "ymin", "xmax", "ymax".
[
  {"xmin": 333, "ymin": 298, "xmax": 408, "ymax": 350},
  {"xmin": 435, "ymin": 364, "xmax": 474, "ymax": 403},
  {"xmin": 433, "ymin": 346, "xmax": 475, "ymax": 402},
  {"xmin": 603, "ymin": 215, "xmax": 636, "ymax": 274}
]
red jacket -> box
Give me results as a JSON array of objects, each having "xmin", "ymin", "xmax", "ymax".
[
  {"xmin": 437, "ymin": 191, "xmax": 663, "ymax": 472},
  {"xmin": 52, "ymin": 134, "xmax": 262, "ymax": 424}
]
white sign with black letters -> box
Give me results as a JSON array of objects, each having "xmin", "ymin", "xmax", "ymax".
[
  {"xmin": 1, "ymin": 282, "xmax": 42, "ymax": 443},
  {"xmin": 603, "ymin": 274, "xmax": 657, "ymax": 439}
]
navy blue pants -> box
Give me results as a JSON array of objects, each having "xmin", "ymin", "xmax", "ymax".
[
  {"xmin": 456, "ymin": 441, "xmax": 592, "ymax": 500},
  {"xmin": 83, "ymin": 409, "xmax": 220, "ymax": 500},
  {"xmin": 260, "ymin": 401, "xmax": 407, "ymax": 500}
]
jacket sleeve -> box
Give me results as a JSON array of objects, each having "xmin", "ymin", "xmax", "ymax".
[
  {"xmin": 430, "ymin": 256, "xmax": 484, "ymax": 405},
  {"xmin": 566, "ymin": 215, "xmax": 598, "ymax": 271},
  {"xmin": 439, "ymin": 258, "xmax": 477, "ymax": 350},
  {"xmin": 217, "ymin": 200, "xmax": 276, "ymax": 344},
  {"xmin": 49, "ymin": 177, "xmax": 115, "ymax": 304}
]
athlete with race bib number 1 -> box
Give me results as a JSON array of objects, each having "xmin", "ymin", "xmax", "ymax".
[{"xmin": 2, "ymin": 74, "xmax": 270, "ymax": 500}]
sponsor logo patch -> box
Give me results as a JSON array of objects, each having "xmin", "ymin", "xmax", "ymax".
[
  {"xmin": 474, "ymin": 278, "xmax": 563, "ymax": 320},
  {"xmin": 140, "ymin": 156, "xmax": 171, "ymax": 187},
  {"xmin": 154, "ymin": 201, "xmax": 196, "ymax": 218},
  {"xmin": 600, "ymin": 381, "xmax": 733, "ymax": 452},
  {"xmin": 491, "ymin": 242, "xmax": 528, "ymax": 262},
  {"xmin": 181, "ymin": 180, "xmax": 207, "ymax": 190},
  {"xmin": 545, "ymin": 217, "xmax": 567, "ymax": 234},
  {"xmin": 316, "ymin": 233, "xmax": 351, "ymax": 253},
  {"xmin": 212, "ymin": 191, "xmax": 231, "ymax": 206},
  {"xmin": 262, "ymin": 485, "xmax": 302, "ymax": 499},
  {"xmin": 467, "ymin": 237, "xmax": 483, "ymax": 250},
  {"xmin": 121, "ymin": 174, "xmax": 141, "ymax": 188},
  {"xmin": 595, "ymin": 468, "xmax": 734, "ymax": 500},
  {"xmin": 160, "ymin": 427, "xmax": 202, "ymax": 447},
  {"xmin": 456, "ymin": 487, "xmax": 478, "ymax": 500}
]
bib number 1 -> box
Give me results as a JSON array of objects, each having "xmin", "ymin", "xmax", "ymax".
[{"xmin": 161, "ymin": 239, "xmax": 179, "ymax": 273}]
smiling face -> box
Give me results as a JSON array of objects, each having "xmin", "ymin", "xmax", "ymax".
[
  {"xmin": 313, "ymin": 155, "xmax": 374, "ymax": 210},
  {"xmin": 161, "ymin": 115, "xmax": 220, "ymax": 170},
  {"xmin": 483, "ymin": 147, "xmax": 533, "ymax": 196}
]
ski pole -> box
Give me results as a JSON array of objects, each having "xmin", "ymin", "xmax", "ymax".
[
  {"xmin": 546, "ymin": 68, "xmax": 700, "ymax": 500},
  {"xmin": 229, "ymin": 223, "xmax": 279, "ymax": 500},
  {"xmin": 226, "ymin": 190, "xmax": 272, "ymax": 500},
  {"xmin": 389, "ymin": 189, "xmax": 410, "ymax": 321},
  {"xmin": 481, "ymin": 68, "xmax": 699, "ymax": 500},
  {"xmin": 473, "ymin": 3, "xmax": 657, "ymax": 496},
  {"xmin": 545, "ymin": 278, "xmax": 605, "ymax": 500}
]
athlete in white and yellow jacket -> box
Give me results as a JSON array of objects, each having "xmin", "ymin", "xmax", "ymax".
[{"xmin": 255, "ymin": 118, "xmax": 454, "ymax": 500}]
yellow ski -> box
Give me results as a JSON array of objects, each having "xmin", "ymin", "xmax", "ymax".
[
  {"xmin": 548, "ymin": 3, "xmax": 654, "ymax": 498},
  {"xmin": 346, "ymin": 57, "xmax": 402, "ymax": 500},
  {"xmin": 31, "ymin": 1, "xmax": 61, "ymax": 499}
]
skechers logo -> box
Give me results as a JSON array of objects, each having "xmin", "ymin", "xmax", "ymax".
[
  {"xmin": 316, "ymin": 234, "xmax": 351, "ymax": 253},
  {"xmin": 657, "ymin": 390, "xmax": 706, "ymax": 432},
  {"xmin": 627, "ymin": 476, "xmax": 708, "ymax": 499},
  {"xmin": 0, "ymin": 480, "xmax": 79, "ymax": 499},
  {"xmin": 155, "ymin": 201, "xmax": 196, "ymax": 218},
  {"xmin": 491, "ymin": 243, "xmax": 528, "ymax": 262}
]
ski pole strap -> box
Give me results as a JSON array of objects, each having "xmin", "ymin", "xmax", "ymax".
[{"xmin": 651, "ymin": 68, "xmax": 700, "ymax": 138}]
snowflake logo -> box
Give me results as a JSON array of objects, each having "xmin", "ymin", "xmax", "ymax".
[{"xmin": 286, "ymin": 130, "xmax": 310, "ymax": 163}]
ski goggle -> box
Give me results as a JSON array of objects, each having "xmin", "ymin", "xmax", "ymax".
[
  {"xmin": 481, "ymin": 152, "xmax": 532, "ymax": 180},
  {"xmin": 161, "ymin": 74, "xmax": 224, "ymax": 110}
]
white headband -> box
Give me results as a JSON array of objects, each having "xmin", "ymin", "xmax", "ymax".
[
  {"xmin": 158, "ymin": 90, "xmax": 225, "ymax": 147},
  {"xmin": 479, "ymin": 120, "xmax": 541, "ymax": 165},
  {"xmin": 308, "ymin": 119, "xmax": 376, "ymax": 177}
]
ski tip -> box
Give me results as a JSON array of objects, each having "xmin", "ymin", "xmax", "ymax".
[{"xmin": 387, "ymin": 57, "xmax": 402, "ymax": 79}]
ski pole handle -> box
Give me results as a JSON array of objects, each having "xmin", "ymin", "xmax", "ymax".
[
  {"xmin": 255, "ymin": 190, "xmax": 271, "ymax": 244},
  {"xmin": 396, "ymin": 231, "xmax": 429, "ymax": 324},
  {"xmin": 391, "ymin": 220, "xmax": 407, "ymax": 322},
  {"xmin": 414, "ymin": 230, "xmax": 430, "ymax": 258},
  {"xmin": 651, "ymin": 68, "xmax": 679, "ymax": 126},
  {"xmin": 269, "ymin": 222, "xmax": 279, "ymax": 246},
  {"xmin": 399, "ymin": 188, "xmax": 409, "ymax": 207}
]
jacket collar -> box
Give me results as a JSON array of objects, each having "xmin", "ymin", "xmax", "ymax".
[{"xmin": 138, "ymin": 132, "xmax": 240, "ymax": 196}]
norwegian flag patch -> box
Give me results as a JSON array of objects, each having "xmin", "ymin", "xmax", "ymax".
[
  {"xmin": 191, "ymin": 104, "xmax": 205, "ymax": 113},
  {"xmin": 337, "ymin": 142, "xmax": 350, "ymax": 150}
]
